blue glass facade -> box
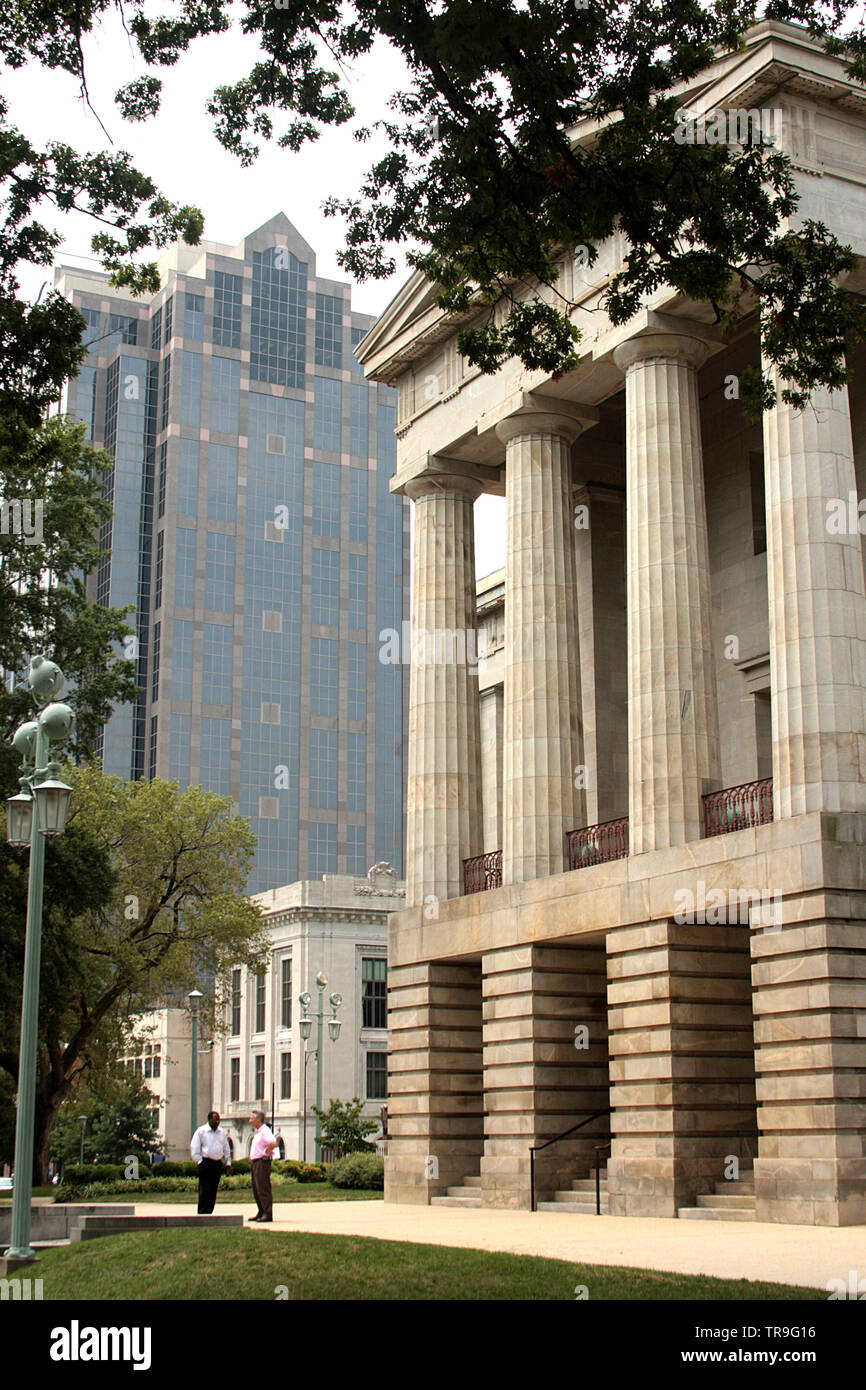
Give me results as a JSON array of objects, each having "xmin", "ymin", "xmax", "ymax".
[{"xmin": 64, "ymin": 214, "xmax": 408, "ymax": 892}]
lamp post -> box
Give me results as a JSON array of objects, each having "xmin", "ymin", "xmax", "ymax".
[
  {"xmin": 298, "ymin": 973, "xmax": 342, "ymax": 1160},
  {"xmin": 78, "ymin": 1115, "xmax": 89, "ymax": 1167},
  {"xmin": 4, "ymin": 656, "xmax": 73, "ymax": 1266},
  {"xmin": 188, "ymin": 990, "xmax": 203, "ymax": 1138}
]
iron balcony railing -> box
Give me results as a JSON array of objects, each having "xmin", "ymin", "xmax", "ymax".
[
  {"xmin": 566, "ymin": 816, "xmax": 629, "ymax": 870},
  {"xmin": 703, "ymin": 778, "xmax": 773, "ymax": 837},
  {"xmin": 462, "ymin": 849, "xmax": 502, "ymax": 895}
]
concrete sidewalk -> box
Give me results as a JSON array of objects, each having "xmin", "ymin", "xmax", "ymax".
[{"xmin": 137, "ymin": 1200, "xmax": 863, "ymax": 1291}]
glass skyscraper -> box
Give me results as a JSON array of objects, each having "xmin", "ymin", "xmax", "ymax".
[{"xmin": 56, "ymin": 214, "xmax": 408, "ymax": 892}]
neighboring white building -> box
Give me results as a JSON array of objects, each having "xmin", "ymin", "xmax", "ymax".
[
  {"xmin": 212, "ymin": 864, "xmax": 404, "ymax": 1160},
  {"xmin": 120, "ymin": 1006, "xmax": 213, "ymax": 1161}
]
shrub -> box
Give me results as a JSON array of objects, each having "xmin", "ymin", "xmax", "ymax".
[
  {"xmin": 274, "ymin": 1159, "xmax": 327, "ymax": 1183},
  {"xmin": 62, "ymin": 1163, "xmax": 124, "ymax": 1187},
  {"xmin": 231, "ymin": 1158, "xmax": 251, "ymax": 1175},
  {"xmin": 329, "ymin": 1153, "xmax": 384, "ymax": 1190},
  {"xmin": 147, "ymin": 1160, "xmax": 198, "ymax": 1178}
]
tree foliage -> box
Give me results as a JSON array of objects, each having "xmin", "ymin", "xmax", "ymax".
[
  {"xmin": 0, "ymin": 766, "xmax": 269, "ymax": 1181},
  {"xmin": 4, "ymin": 2, "xmax": 866, "ymax": 421},
  {"xmin": 0, "ymin": 414, "xmax": 139, "ymax": 795},
  {"xmin": 50, "ymin": 1065, "xmax": 161, "ymax": 1167},
  {"xmin": 312, "ymin": 1096, "xmax": 379, "ymax": 1157}
]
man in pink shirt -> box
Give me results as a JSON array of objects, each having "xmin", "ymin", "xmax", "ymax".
[{"xmin": 248, "ymin": 1109, "xmax": 278, "ymax": 1222}]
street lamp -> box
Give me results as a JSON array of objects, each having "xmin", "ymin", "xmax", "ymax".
[
  {"xmin": 298, "ymin": 973, "xmax": 342, "ymax": 1161},
  {"xmin": 3, "ymin": 656, "xmax": 74, "ymax": 1266},
  {"xmin": 188, "ymin": 990, "xmax": 203, "ymax": 1137},
  {"xmin": 78, "ymin": 1115, "xmax": 89, "ymax": 1167}
]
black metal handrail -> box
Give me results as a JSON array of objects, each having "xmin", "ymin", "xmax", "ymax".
[
  {"xmin": 529, "ymin": 1107, "xmax": 612, "ymax": 1213},
  {"xmin": 593, "ymin": 1141, "xmax": 611, "ymax": 1215}
]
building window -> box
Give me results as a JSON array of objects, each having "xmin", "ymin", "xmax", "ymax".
[
  {"xmin": 308, "ymin": 822, "xmax": 336, "ymax": 876},
  {"xmin": 169, "ymin": 713, "xmax": 190, "ymax": 790},
  {"xmin": 153, "ymin": 529, "xmax": 164, "ymax": 611},
  {"xmin": 174, "ymin": 527, "xmax": 196, "ymax": 608},
  {"xmin": 199, "ymin": 717, "xmax": 231, "ymax": 795},
  {"xmin": 230, "ymin": 1055, "xmax": 240, "ymax": 1102},
  {"xmin": 348, "ymin": 553, "xmax": 366, "ymax": 632},
  {"xmin": 184, "ymin": 292, "xmax": 204, "ymax": 340},
  {"xmin": 309, "ymin": 727, "xmax": 338, "ymax": 809},
  {"xmin": 315, "ymin": 292, "xmax": 343, "ymax": 368},
  {"xmin": 178, "ymin": 438, "xmax": 199, "ymax": 515},
  {"xmin": 172, "ymin": 620, "xmax": 194, "ymax": 701},
  {"xmin": 205, "ymin": 531, "xmax": 235, "ymax": 612},
  {"xmin": 231, "ymin": 968, "xmax": 242, "ymax": 1036},
  {"xmin": 280, "ymin": 958, "xmax": 292, "ymax": 1029},
  {"xmin": 254, "ymin": 1054, "xmax": 265, "ymax": 1099},
  {"xmin": 280, "ymin": 1051, "xmax": 292, "ymax": 1100},
  {"xmin": 362, "ymin": 957, "xmax": 386, "ymax": 1029},
  {"xmin": 311, "ymin": 547, "xmax": 339, "ymax": 627},
  {"xmin": 347, "ymin": 824, "xmax": 366, "ymax": 876},
  {"xmin": 210, "ymin": 355, "xmax": 240, "ymax": 434},
  {"xmin": 180, "ymin": 350, "xmax": 202, "ymax": 429},
  {"xmin": 213, "ymin": 271, "xmax": 242, "ymax": 348},
  {"xmin": 202, "ymin": 623, "xmax": 233, "ymax": 705},
  {"xmin": 255, "ymin": 974, "xmax": 266, "ymax": 1033},
  {"xmin": 250, "ymin": 247, "xmax": 306, "ymax": 388},
  {"xmin": 310, "ymin": 637, "xmax": 339, "ymax": 717},
  {"xmin": 108, "ymin": 312, "xmax": 138, "ymax": 347},
  {"xmin": 311, "ymin": 461, "xmax": 341, "ymax": 538},
  {"xmin": 349, "ymin": 467, "xmax": 367, "ymax": 541},
  {"xmin": 151, "ymin": 621, "xmax": 160, "ymax": 703},
  {"xmin": 347, "ymin": 731, "xmax": 365, "ymax": 813},
  {"xmin": 313, "ymin": 377, "xmax": 342, "ymax": 453},
  {"xmin": 365, "ymin": 1051, "xmax": 387, "ymax": 1100},
  {"xmin": 347, "ymin": 642, "xmax": 366, "ymax": 721}
]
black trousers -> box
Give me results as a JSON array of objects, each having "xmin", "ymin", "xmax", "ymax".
[
  {"xmin": 251, "ymin": 1158, "xmax": 273, "ymax": 1219},
  {"xmin": 197, "ymin": 1157, "xmax": 224, "ymax": 1214}
]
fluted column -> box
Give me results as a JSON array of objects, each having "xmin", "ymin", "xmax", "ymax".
[
  {"xmin": 763, "ymin": 371, "xmax": 866, "ymax": 816},
  {"xmin": 404, "ymin": 474, "xmax": 484, "ymax": 907},
  {"xmin": 497, "ymin": 404, "xmax": 591, "ymax": 884},
  {"xmin": 613, "ymin": 330, "xmax": 721, "ymax": 853}
]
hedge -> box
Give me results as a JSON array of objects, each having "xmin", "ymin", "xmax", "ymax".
[
  {"xmin": 61, "ymin": 1164, "xmax": 125, "ymax": 1186},
  {"xmin": 328, "ymin": 1153, "xmax": 384, "ymax": 1190}
]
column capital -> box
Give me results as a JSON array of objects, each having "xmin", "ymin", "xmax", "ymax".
[
  {"xmin": 391, "ymin": 452, "xmax": 499, "ymax": 500},
  {"xmin": 609, "ymin": 311, "xmax": 723, "ymax": 374},
  {"xmin": 482, "ymin": 390, "xmax": 598, "ymax": 448},
  {"xmin": 402, "ymin": 468, "xmax": 485, "ymax": 503}
]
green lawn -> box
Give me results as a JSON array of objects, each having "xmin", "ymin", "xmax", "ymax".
[
  {"xmin": 0, "ymin": 1187, "xmax": 54, "ymax": 1201},
  {"xmin": 31, "ymin": 1228, "xmax": 823, "ymax": 1301},
  {"xmin": 70, "ymin": 1184, "xmax": 381, "ymax": 1205}
]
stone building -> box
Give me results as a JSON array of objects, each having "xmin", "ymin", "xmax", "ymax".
[
  {"xmin": 212, "ymin": 865, "xmax": 403, "ymax": 1159},
  {"xmin": 120, "ymin": 1007, "xmax": 213, "ymax": 1161},
  {"xmin": 358, "ymin": 20, "xmax": 866, "ymax": 1225}
]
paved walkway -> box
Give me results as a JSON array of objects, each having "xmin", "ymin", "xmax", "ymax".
[{"xmin": 137, "ymin": 1201, "xmax": 864, "ymax": 1291}]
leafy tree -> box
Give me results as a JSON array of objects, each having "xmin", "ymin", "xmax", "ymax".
[
  {"xmin": 313, "ymin": 1097, "xmax": 379, "ymax": 1157},
  {"xmin": 0, "ymin": 1071, "xmax": 15, "ymax": 1170},
  {"xmin": 0, "ymin": 413, "xmax": 139, "ymax": 795},
  {"xmin": 50, "ymin": 1066, "xmax": 160, "ymax": 1169},
  {"xmin": 0, "ymin": 766, "xmax": 270, "ymax": 1183},
  {"xmin": 4, "ymin": 3, "xmax": 866, "ymax": 420}
]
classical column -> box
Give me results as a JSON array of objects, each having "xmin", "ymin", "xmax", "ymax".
[
  {"xmin": 573, "ymin": 484, "xmax": 628, "ymax": 826},
  {"xmin": 613, "ymin": 330, "xmax": 721, "ymax": 853},
  {"xmin": 496, "ymin": 402, "xmax": 593, "ymax": 884},
  {"xmin": 403, "ymin": 473, "xmax": 484, "ymax": 908},
  {"xmin": 762, "ymin": 372, "xmax": 866, "ymax": 816}
]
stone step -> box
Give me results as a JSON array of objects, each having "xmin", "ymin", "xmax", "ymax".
[
  {"xmin": 553, "ymin": 1190, "xmax": 609, "ymax": 1207},
  {"xmin": 71, "ymin": 1213, "xmax": 243, "ymax": 1243},
  {"xmin": 429, "ymin": 1196, "xmax": 482, "ymax": 1208},
  {"xmin": 536, "ymin": 1200, "xmax": 608, "ymax": 1214},
  {"xmin": 462, "ymin": 1176, "xmax": 482, "ymax": 1187},
  {"xmin": 697, "ymin": 1193, "xmax": 756, "ymax": 1210},
  {"xmin": 444, "ymin": 1186, "xmax": 481, "ymax": 1199},
  {"xmin": 678, "ymin": 1206, "xmax": 757, "ymax": 1222},
  {"xmin": 714, "ymin": 1180, "xmax": 755, "ymax": 1196},
  {"xmin": 569, "ymin": 1178, "xmax": 609, "ymax": 1192}
]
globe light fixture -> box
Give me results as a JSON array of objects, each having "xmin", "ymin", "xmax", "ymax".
[{"xmin": 299, "ymin": 1015, "xmax": 313, "ymax": 1041}]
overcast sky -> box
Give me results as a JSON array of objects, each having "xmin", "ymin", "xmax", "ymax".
[{"xmin": 8, "ymin": 11, "xmax": 507, "ymax": 577}]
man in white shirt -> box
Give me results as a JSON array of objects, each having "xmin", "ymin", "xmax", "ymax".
[
  {"xmin": 191, "ymin": 1110, "xmax": 232, "ymax": 1214},
  {"xmin": 248, "ymin": 1108, "xmax": 278, "ymax": 1222}
]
